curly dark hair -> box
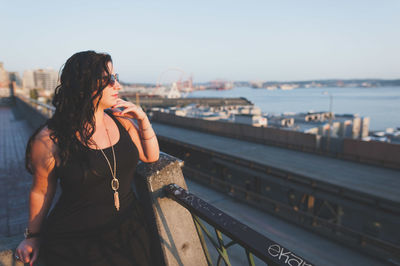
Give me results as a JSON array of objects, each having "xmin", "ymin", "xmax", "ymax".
[{"xmin": 26, "ymin": 50, "xmax": 113, "ymax": 174}]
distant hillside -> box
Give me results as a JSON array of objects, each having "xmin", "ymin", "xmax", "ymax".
[{"xmin": 233, "ymin": 79, "xmax": 400, "ymax": 88}]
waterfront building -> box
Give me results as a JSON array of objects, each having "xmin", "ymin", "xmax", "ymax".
[
  {"xmin": 360, "ymin": 117, "xmax": 370, "ymax": 138},
  {"xmin": 234, "ymin": 114, "xmax": 267, "ymax": 127},
  {"xmin": 275, "ymin": 111, "xmax": 369, "ymax": 139},
  {"xmin": 265, "ymin": 85, "xmax": 278, "ymax": 90},
  {"xmin": 236, "ymin": 106, "xmax": 262, "ymax": 115},
  {"xmin": 0, "ymin": 62, "xmax": 9, "ymax": 88},
  {"xmin": 33, "ymin": 68, "xmax": 59, "ymax": 93},
  {"xmin": 266, "ymin": 115, "xmax": 295, "ymax": 128},
  {"xmin": 22, "ymin": 68, "xmax": 59, "ymax": 94},
  {"xmin": 22, "ymin": 70, "xmax": 35, "ymax": 90},
  {"xmin": 151, "ymin": 103, "xmax": 370, "ymax": 140},
  {"xmin": 335, "ymin": 114, "xmax": 370, "ymax": 139},
  {"xmin": 279, "ymin": 84, "xmax": 298, "ymax": 90},
  {"xmin": 292, "ymin": 123, "xmax": 319, "ymax": 134},
  {"xmin": 250, "ymin": 81, "xmax": 264, "ymax": 88}
]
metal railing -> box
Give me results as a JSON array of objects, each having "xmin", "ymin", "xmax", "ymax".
[
  {"xmin": 182, "ymin": 166, "xmax": 400, "ymax": 259},
  {"xmin": 17, "ymin": 94, "xmax": 55, "ymax": 118},
  {"xmin": 165, "ymin": 183, "xmax": 314, "ymax": 266}
]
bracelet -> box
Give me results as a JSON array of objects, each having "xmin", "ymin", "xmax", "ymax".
[
  {"xmin": 140, "ymin": 125, "xmax": 153, "ymax": 131},
  {"xmin": 141, "ymin": 134, "xmax": 156, "ymax": 140},
  {"xmin": 24, "ymin": 228, "xmax": 41, "ymax": 239}
]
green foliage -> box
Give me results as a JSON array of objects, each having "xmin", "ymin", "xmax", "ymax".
[{"xmin": 30, "ymin": 89, "xmax": 39, "ymax": 100}]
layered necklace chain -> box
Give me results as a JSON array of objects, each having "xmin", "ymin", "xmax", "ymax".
[{"xmin": 95, "ymin": 118, "xmax": 120, "ymax": 211}]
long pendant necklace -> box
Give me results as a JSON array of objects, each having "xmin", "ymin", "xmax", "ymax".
[{"xmin": 95, "ymin": 122, "xmax": 120, "ymax": 211}]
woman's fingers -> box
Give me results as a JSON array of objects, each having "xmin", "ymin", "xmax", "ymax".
[
  {"xmin": 114, "ymin": 106, "xmax": 140, "ymax": 117},
  {"xmin": 120, "ymin": 106, "xmax": 140, "ymax": 115},
  {"xmin": 15, "ymin": 249, "xmax": 22, "ymax": 262},
  {"xmin": 22, "ymin": 248, "xmax": 31, "ymax": 263},
  {"xmin": 111, "ymin": 99, "xmax": 146, "ymax": 120},
  {"xmin": 30, "ymin": 249, "xmax": 39, "ymax": 266},
  {"xmin": 112, "ymin": 99, "xmax": 135, "ymax": 108}
]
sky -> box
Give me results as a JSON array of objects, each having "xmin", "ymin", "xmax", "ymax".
[{"xmin": 1, "ymin": 0, "xmax": 399, "ymax": 83}]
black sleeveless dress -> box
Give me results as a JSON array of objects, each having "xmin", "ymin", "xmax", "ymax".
[{"xmin": 40, "ymin": 112, "xmax": 155, "ymax": 266}]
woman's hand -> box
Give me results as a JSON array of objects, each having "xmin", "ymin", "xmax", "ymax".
[
  {"xmin": 111, "ymin": 99, "xmax": 147, "ymax": 121},
  {"xmin": 15, "ymin": 238, "xmax": 41, "ymax": 266}
]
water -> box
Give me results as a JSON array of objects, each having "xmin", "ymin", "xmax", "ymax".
[{"xmin": 187, "ymin": 87, "xmax": 400, "ymax": 131}]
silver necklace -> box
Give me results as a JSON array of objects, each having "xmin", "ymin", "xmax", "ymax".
[{"xmin": 95, "ymin": 120, "xmax": 120, "ymax": 211}]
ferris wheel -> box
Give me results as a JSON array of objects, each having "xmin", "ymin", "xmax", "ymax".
[{"xmin": 156, "ymin": 67, "xmax": 193, "ymax": 97}]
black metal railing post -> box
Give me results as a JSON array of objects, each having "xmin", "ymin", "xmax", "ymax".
[{"xmin": 165, "ymin": 183, "xmax": 314, "ymax": 266}]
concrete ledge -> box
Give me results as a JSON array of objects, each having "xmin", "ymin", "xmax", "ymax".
[{"xmin": 135, "ymin": 152, "xmax": 207, "ymax": 266}]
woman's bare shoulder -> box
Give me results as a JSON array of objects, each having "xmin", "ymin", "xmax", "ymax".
[
  {"xmin": 34, "ymin": 126, "xmax": 53, "ymax": 142},
  {"xmin": 31, "ymin": 126, "xmax": 58, "ymax": 154}
]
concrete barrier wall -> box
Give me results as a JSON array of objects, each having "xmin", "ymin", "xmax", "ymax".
[
  {"xmin": 343, "ymin": 139, "xmax": 400, "ymax": 168},
  {"xmin": 15, "ymin": 97, "xmax": 48, "ymax": 129},
  {"xmin": 152, "ymin": 111, "xmax": 400, "ymax": 169},
  {"xmin": 134, "ymin": 153, "xmax": 208, "ymax": 266},
  {"xmin": 152, "ymin": 111, "xmax": 319, "ymax": 151},
  {"xmin": 320, "ymin": 136, "xmax": 344, "ymax": 154}
]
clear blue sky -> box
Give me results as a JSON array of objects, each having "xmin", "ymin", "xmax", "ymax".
[{"xmin": 1, "ymin": 0, "xmax": 399, "ymax": 83}]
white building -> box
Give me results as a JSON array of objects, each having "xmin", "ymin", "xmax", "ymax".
[
  {"xmin": 34, "ymin": 69, "xmax": 59, "ymax": 92},
  {"xmin": 23, "ymin": 68, "xmax": 59, "ymax": 93},
  {"xmin": 153, "ymin": 82, "xmax": 181, "ymax": 98},
  {"xmin": 234, "ymin": 114, "xmax": 267, "ymax": 127},
  {"xmin": 23, "ymin": 70, "xmax": 35, "ymax": 90},
  {"xmin": 269, "ymin": 111, "xmax": 369, "ymax": 139}
]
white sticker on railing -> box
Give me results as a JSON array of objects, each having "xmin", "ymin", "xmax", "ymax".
[{"xmin": 267, "ymin": 244, "xmax": 312, "ymax": 266}]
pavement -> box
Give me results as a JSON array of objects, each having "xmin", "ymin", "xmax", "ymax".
[
  {"xmin": 185, "ymin": 178, "xmax": 390, "ymax": 266},
  {"xmin": 0, "ymin": 106, "xmax": 34, "ymax": 237}
]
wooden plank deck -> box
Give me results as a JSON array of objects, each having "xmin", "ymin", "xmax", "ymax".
[{"xmin": 152, "ymin": 122, "xmax": 400, "ymax": 205}]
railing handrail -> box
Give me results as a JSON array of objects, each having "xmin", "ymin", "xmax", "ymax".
[
  {"xmin": 17, "ymin": 94, "xmax": 55, "ymax": 112},
  {"xmin": 165, "ymin": 183, "xmax": 314, "ymax": 266},
  {"xmin": 15, "ymin": 94, "xmax": 55, "ymax": 120},
  {"xmin": 183, "ymin": 167, "xmax": 400, "ymax": 256}
]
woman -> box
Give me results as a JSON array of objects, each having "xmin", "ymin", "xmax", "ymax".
[{"xmin": 15, "ymin": 51, "xmax": 159, "ymax": 266}]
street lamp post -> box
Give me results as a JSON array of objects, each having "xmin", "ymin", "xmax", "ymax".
[{"xmin": 323, "ymin": 92, "xmax": 333, "ymax": 152}]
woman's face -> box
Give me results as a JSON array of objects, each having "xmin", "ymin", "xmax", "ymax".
[{"xmin": 95, "ymin": 61, "xmax": 121, "ymax": 109}]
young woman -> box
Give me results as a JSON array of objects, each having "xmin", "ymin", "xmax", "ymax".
[{"xmin": 15, "ymin": 51, "xmax": 159, "ymax": 265}]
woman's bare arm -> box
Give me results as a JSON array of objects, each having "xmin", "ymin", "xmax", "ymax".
[
  {"xmin": 110, "ymin": 99, "xmax": 159, "ymax": 162},
  {"xmin": 134, "ymin": 115, "xmax": 160, "ymax": 162},
  {"xmin": 115, "ymin": 115, "xmax": 159, "ymax": 163},
  {"xmin": 27, "ymin": 128, "xmax": 58, "ymax": 234}
]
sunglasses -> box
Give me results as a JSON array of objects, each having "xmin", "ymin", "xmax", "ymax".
[{"xmin": 103, "ymin": 73, "xmax": 119, "ymax": 86}]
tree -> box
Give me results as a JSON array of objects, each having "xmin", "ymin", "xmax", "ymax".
[{"xmin": 30, "ymin": 89, "xmax": 39, "ymax": 100}]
